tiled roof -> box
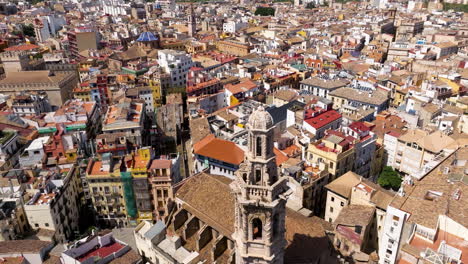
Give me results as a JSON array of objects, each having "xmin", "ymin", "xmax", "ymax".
[
  {"xmin": 175, "ymin": 173, "xmax": 337, "ymax": 263},
  {"xmin": 334, "ymin": 204, "xmax": 375, "ymax": 228},
  {"xmin": 4, "ymin": 44, "xmax": 40, "ymax": 51},
  {"xmin": 390, "ymin": 149, "xmax": 468, "ymax": 229},
  {"xmin": 300, "ymin": 77, "xmax": 349, "ymax": 89},
  {"xmin": 0, "ymin": 240, "xmax": 51, "ymax": 254},
  {"xmin": 224, "ymin": 78, "xmax": 257, "ymax": 94},
  {"xmin": 329, "ymin": 88, "xmax": 389, "ymax": 106},
  {"xmin": 304, "ymin": 110, "xmax": 341, "ymax": 129},
  {"xmin": 149, "ymin": 159, "xmax": 172, "ymax": 169},
  {"xmin": 175, "ymin": 173, "xmax": 235, "ymax": 237},
  {"xmin": 193, "ymin": 135, "xmax": 244, "ymax": 165}
]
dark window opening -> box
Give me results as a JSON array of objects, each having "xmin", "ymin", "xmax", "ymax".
[
  {"xmin": 252, "ymin": 218, "xmax": 262, "ymax": 240},
  {"xmin": 255, "ymin": 169, "xmax": 261, "ymax": 183},
  {"xmin": 256, "ymin": 137, "xmax": 262, "ymax": 156}
]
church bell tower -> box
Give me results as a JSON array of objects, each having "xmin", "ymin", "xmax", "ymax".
[
  {"xmin": 231, "ymin": 106, "xmax": 289, "ymax": 264},
  {"xmin": 188, "ymin": 3, "xmax": 196, "ymax": 37}
]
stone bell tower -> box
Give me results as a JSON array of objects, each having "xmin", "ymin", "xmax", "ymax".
[{"xmin": 231, "ymin": 106, "xmax": 289, "ymax": 264}]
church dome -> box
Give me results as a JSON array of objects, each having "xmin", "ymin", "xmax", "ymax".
[
  {"xmin": 137, "ymin": 32, "xmax": 159, "ymax": 42},
  {"xmin": 248, "ymin": 106, "xmax": 274, "ymax": 130}
]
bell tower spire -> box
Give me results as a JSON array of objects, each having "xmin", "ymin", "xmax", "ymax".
[
  {"xmin": 231, "ymin": 106, "xmax": 289, "ymax": 264},
  {"xmin": 188, "ymin": 3, "xmax": 196, "ymax": 37}
]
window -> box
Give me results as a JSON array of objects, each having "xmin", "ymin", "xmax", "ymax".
[
  {"xmin": 341, "ymin": 202, "xmax": 344, "ymax": 207},
  {"xmin": 35, "ymin": 223, "xmax": 39, "ymax": 227},
  {"xmin": 330, "ymin": 207, "xmax": 333, "ymax": 213},
  {"xmin": 329, "ymin": 218, "xmax": 332, "ymax": 223},
  {"xmin": 45, "ymin": 223, "xmax": 49, "ymax": 227},
  {"xmin": 255, "ymin": 169, "xmax": 261, "ymax": 183},
  {"xmin": 256, "ymin": 137, "xmax": 262, "ymax": 156},
  {"xmin": 331, "ymin": 197, "xmax": 335, "ymax": 202},
  {"xmin": 252, "ymin": 218, "xmax": 262, "ymax": 240}
]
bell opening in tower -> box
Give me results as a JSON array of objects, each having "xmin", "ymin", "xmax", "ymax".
[
  {"xmin": 256, "ymin": 137, "xmax": 262, "ymax": 157},
  {"xmin": 252, "ymin": 218, "xmax": 263, "ymax": 240}
]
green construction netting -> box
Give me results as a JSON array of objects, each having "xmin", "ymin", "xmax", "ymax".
[{"xmin": 121, "ymin": 171, "xmax": 137, "ymax": 218}]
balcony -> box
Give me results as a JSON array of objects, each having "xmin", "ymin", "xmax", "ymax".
[{"xmin": 242, "ymin": 179, "xmax": 288, "ymax": 203}]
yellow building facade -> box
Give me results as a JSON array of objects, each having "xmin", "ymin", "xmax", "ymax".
[
  {"xmin": 86, "ymin": 156, "xmax": 129, "ymax": 228},
  {"xmin": 130, "ymin": 148, "xmax": 153, "ymax": 223},
  {"xmin": 307, "ymin": 138, "xmax": 355, "ymax": 181}
]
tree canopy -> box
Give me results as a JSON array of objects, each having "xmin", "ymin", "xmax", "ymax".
[
  {"xmin": 377, "ymin": 166, "xmax": 402, "ymax": 191},
  {"xmin": 22, "ymin": 24, "xmax": 35, "ymax": 38},
  {"xmin": 255, "ymin": 7, "xmax": 275, "ymax": 16}
]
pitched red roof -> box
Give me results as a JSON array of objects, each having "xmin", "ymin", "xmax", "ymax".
[
  {"xmin": 224, "ymin": 78, "xmax": 257, "ymax": 95},
  {"xmin": 5, "ymin": 44, "xmax": 40, "ymax": 51},
  {"xmin": 194, "ymin": 135, "xmax": 244, "ymax": 165},
  {"xmin": 349, "ymin": 121, "xmax": 370, "ymax": 133},
  {"xmin": 304, "ymin": 110, "xmax": 341, "ymax": 129},
  {"xmin": 149, "ymin": 159, "xmax": 172, "ymax": 169}
]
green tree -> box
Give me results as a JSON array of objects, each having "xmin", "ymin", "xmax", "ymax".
[
  {"xmin": 377, "ymin": 166, "xmax": 402, "ymax": 191},
  {"xmin": 22, "ymin": 24, "xmax": 35, "ymax": 38},
  {"xmin": 443, "ymin": 3, "xmax": 468, "ymax": 12},
  {"xmin": 254, "ymin": 7, "xmax": 275, "ymax": 16}
]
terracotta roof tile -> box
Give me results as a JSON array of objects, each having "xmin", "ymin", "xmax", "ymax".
[{"xmin": 193, "ymin": 136, "xmax": 244, "ymax": 165}]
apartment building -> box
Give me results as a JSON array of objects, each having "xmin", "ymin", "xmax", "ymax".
[
  {"xmin": 307, "ymin": 131, "xmax": 355, "ymax": 181},
  {"xmin": 19, "ymin": 136, "xmax": 50, "ymax": 168},
  {"xmin": 0, "ymin": 130, "xmax": 19, "ymax": 169},
  {"xmin": 0, "ymin": 178, "xmax": 29, "ymax": 241},
  {"xmin": 328, "ymin": 88, "xmax": 390, "ymax": 115},
  {"xmin": 148, "ymin": 155, "xmax": 181, "ymax": 220},
  {"xmin": 302, "ymin": 107, "xmax": 342, "ymax": 139},
  {"xmin": 384, "ymin": 129, "xmax": 456, "ymax": 178},
  {"xmin": 284, "ymin": 161, "xmax": 330, "ymax": 216},
  {"xmin": 102, "ymin": 99, "xmax": 145, "ymax": 146},
  {"xmin": 300, "ymin": 77, "xmax": 349, "ymax": 98},
  {"xmin": 157, "ymin": 49, "xmax": 193, "ymax": 87},
  {"xmin": 11, "ymin": 92, "xmax": 51, "ymax": 117},
  {"xmin": 86, "ymin": 153, "xmax": 133, "ymax": 228},
  {"xmin": 325, "ymin": 171, "xmax": 394, "ymax": 259},
  {"xmin": 129, "ymin": 148, "xmax": 153, "ymax": 223},
  {"xmin": 379, "ymin": 149, "xmax": 467, "ymax": 264},
  {"xmin": 186, "ymin": 67, "xmax": 222, "ymax": 97},
  {"xmin": 344, "ymin": 122, "xmax": 378, "ymax": 178},
  {"xmin": 24, "ymin": 167, "xmax": 82, "ymax": 243},
  {"xmin": 66, "ymin": 28, "xmax": 98, "ymax": 59}
]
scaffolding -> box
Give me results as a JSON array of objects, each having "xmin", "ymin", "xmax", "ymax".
[{"xmin": 121, "ymin": 171, "xmax": 137, "ymax": 218}]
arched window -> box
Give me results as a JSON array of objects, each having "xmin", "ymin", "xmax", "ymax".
[
  {"xmin": 252, "ymin": 218, "xmax": 262, "ymax": 240},
  {"xmin": 242, "ymin": 173, "xmax": 247, "ymax": 182},
  {"xmin": 255, "ymin": 169, "xmax": 261, "ymax": 183},
  {"xmin": 256, "ymin": 137, "xmax": 262, "ymax": 156}
]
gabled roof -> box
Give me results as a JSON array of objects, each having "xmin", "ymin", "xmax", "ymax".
[
  {"xmin": 174, "ymin": 172, "xmax": 337, "ymax": 263},
  {"xmin": 193, "ymin": 135, "xmax": 244, "ymax": 165},
  {"xmin": 304, "ymin": 110, "xmax": 341, "ymax": 129}
]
